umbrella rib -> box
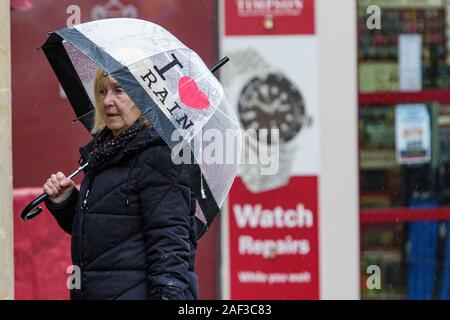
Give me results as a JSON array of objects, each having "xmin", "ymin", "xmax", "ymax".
[{"xmin": 72, "ymin": 107, "xmax": 95, "ymax": 124}]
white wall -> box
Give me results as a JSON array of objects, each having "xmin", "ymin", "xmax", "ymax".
[
  {"xmin": 0, "ymin": 0, "xmax": 14, "ymax": 300},
  {"xmin": 316, "ymin": 0, "xmax": 360, "ymax": 299}
]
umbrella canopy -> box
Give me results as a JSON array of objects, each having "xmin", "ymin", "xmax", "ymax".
[{"xmin": 41, "ymin": 18, "xmax": 242, "ymax": 239}]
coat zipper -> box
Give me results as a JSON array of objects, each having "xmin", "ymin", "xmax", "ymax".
[
  {"xmin": 81, "ymin": 189, "xmax": 90, "ymax": 211},
  {"xmin": 78, "ymin": 176, "xmax": 93, "ymax": 298}
]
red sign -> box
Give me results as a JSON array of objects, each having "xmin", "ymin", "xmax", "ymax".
[
  {"xmin": 228, "ymin": 176, "xmax": 319, "ymax": 299},
  {"xmin": 225, "ymin": 0, "xmax": 315, "ymax": 36},
  {"xmin": 14, "ymin": 188, "xmax": 71, "ymax": 299}
]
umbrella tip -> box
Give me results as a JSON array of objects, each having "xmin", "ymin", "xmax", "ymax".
[{"xmin": 209, "ymin": 56, "xmax": 230, "ymax": 73}]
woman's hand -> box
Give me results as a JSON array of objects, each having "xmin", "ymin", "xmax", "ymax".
[{"xmin": 43, "ymin": 172, "xmax": 75, "ymax": 204}]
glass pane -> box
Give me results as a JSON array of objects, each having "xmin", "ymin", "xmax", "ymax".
[
  {"xmin": 359, "ymin": 103, "xmax": 450, "ymax": 209},
  {"xmin": 358, "ymin": 3, "xmax": 448, "ymax": 92},
  {"xmin": 361, "ymin": 221, "xmax": 450, "ymax": 300}
]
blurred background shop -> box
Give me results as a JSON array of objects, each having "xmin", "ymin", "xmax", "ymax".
[
  {"xmin": 1, "ymin": 0, "xmax": 449, "ymax": 300},
  {"xmin": 358, "ymin": 0, "xmax": 450, "ymax": 300}
]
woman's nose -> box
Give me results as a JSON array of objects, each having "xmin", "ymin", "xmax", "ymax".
[{"xmin": 103, "ymin": 90, "xmax": 114, "ymax": 107}]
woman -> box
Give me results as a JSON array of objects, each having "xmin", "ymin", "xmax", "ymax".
[{"xmin": 43, "ymin": 69, "xmax": 198, "ymax": 300}]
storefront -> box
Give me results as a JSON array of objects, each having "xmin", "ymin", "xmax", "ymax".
[
  {"xmin": 219, "ymin": 0, "xmax": 450, "ymax": 300},
  {"xmin": 358, "ymin": 0, "xmax": 450, "ymax": 299},
  {"xmin": 6, "ymin": 0, "xmax": 450, "ymax": 300}
]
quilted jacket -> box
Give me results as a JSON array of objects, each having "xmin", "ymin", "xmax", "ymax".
[{"xmin": 45, "ymin": 127, "xmax": 198, "ymax": 300}]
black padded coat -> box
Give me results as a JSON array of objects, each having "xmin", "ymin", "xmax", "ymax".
[{"xmin": 45, "ymin": 127, "xmax": 198, "ymax": 300}]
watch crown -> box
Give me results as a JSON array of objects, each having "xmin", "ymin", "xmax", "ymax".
[{"xmin": 263, "ymin": 15, "xmax": 274, "ymax": 30}]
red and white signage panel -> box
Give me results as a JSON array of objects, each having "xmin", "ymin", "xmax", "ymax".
[
  {"xmin": 228, "ymin": 177, "xmax": 319, "ymax": 299},
  {"xmin": 225, "ymin": 0, "xmax": 315, "ymax": 35},
  {"xmin": 221, "ymin": 0, "xmax": 320, "ymax": 300}
]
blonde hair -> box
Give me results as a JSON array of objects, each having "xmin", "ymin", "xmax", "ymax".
[{"xmin": 91, "ymin": 68, "xmax": 150, "ymax": 135}]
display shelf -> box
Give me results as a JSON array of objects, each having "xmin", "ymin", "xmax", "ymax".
[
  {"xmin": 360, "ymin": 246, "xmax": 403, "ymax": 253},
  {"xmin": 359, "ymin": 90, "xmax": 450, "ymax": 106},
  {"xmin": 360, "ymin": 207, "xmax": 450, "ymax": 224},
  {"xmin": 363, "ymin": 294, "xmax": 408, "ymax": 300}
]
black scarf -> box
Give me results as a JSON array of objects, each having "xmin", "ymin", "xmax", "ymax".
[{"xmin": 87, "ymin": 121, "xmax": 148, "ymax": 174}]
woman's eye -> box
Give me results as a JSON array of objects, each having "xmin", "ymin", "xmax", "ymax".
[
  {"xmin": 99, "ymin": 89, "xmax": 106, "ymax": 95},
  {"xmin": 115, "ymin": 87, "xmax": 123, "ymax": 93}
]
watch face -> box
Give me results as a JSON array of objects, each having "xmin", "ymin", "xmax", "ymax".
[{"xmin": 238, "ymin": 73, "xmax": 308, "ymax": 143}]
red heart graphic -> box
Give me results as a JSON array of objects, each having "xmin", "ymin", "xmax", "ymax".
[{"xmin": 178, "ymin": 76, "xmax": 210, "ymax": 110}]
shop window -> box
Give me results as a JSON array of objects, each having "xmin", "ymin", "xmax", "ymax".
[
  {"xmin": 358, "ymin": 0, "xmax": 450, "ymax": 300},
  {"xmin": 361, "ymin": 221, "xmax": 450, "ymax": 300}
]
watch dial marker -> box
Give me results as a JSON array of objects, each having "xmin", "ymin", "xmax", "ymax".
[
  {"xmin": 286, "ymin": 114, "xmax": 294, "ymax": 122},
  {"xmin": 240, "ymin": 110, "xmax": 257, "ymax": 121},
  {"xmin": 270, "ymin": 86, "xmax": 279, "ymax": 95}
]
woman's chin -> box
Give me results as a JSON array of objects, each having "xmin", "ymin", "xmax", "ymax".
[
  {"xmin": 106, "ymin": 123, "xmax": 125, "ymax": 135},
  {"xmin": 106, "ymin": 120, "xmax": 123, "ymax": 129}
]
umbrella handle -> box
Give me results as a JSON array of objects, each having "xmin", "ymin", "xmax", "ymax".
[
  {"xmin": 20, "ymin": 192, "xmax": 48, "ymax": 221},
  {"xmin": 209, "ymin": 57, "xmax": 229, "ymax": 73},
  {"xmin": 21, "ymin": 162, "xmax": 89, "ymax": 221}
]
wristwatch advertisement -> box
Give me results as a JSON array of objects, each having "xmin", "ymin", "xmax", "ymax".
[
  {"xmin": 222, "ymin": 48, "xmax": 312, "ymax": 192},
  {"xmin": 220, "ymin": 0, "xmax": 320, "ymax": 300}
]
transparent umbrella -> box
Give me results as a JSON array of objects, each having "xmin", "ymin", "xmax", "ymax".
[{"xmin": 21, "ymin": 18, "xmax": 242, "ymax": 240}]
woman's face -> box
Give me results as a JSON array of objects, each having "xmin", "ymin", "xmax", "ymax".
[{"xmin": 98, "ymin": 75, "xmax": 142, "ymax": 136}]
